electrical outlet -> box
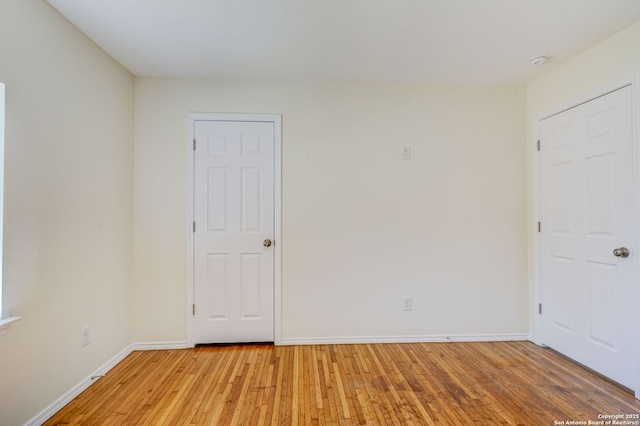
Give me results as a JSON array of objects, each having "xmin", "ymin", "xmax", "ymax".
[
  {"xmin": 81, "ymin": 325, "xmax": 91, "ymax": 347},
  {"xmin": 402, "ymin": 296, "xmax": 413, "ymax": 311}
]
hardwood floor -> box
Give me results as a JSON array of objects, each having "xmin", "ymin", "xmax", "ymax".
[{"xmin": 45, "ymin": 341, "xmax": 640, "ymax": 425}]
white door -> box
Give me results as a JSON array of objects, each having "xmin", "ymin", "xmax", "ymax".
[
  {"xmin": 539, "ymin": 86, "xmax": 637, "ymax": 390},
  {"xmin": 193, "ymin": 119, "xmax": 275, "ymax": 343}
]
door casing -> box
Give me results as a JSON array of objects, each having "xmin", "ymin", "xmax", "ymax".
[
  {"xmin": 186, "ymin": 112, "xmax": 282, "ymax": 347},
  {"xmin": 531, "ymin": 76, "xmax": 640, "ymax": 399}
]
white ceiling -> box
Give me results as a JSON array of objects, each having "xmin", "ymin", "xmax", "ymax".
[{"xmin": 46, "ymin": 0, "xmax": 640, "ymax": 84}]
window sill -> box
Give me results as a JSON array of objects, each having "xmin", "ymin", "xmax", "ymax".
[{"xmin": 0, "ymin": 316, "xmax": 21, "ymax": 336}]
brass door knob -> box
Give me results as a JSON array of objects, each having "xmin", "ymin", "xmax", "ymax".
[{"xmin": 263, "ymin": 239, "xmax": 272, "ymax": 248}]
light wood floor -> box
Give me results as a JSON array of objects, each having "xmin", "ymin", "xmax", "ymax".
[{"xmin": 45, "ymin": 341, "xmax": 640, "ymax": 425}]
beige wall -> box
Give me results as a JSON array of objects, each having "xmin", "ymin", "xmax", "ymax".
[
  {"xmin": 526, "ymin": 20, "xmax": 640, "ymax": 339},
  {"xmin": 133, "ymin": 79, "xmax": 528, "ymax": 342},
  {"xmin": 0, "ymin": 1, "xmax": 134, "ymax": 424},
  {"xmin": 527, "ymin": 20, "xmax": 640, "ymax": 116}
]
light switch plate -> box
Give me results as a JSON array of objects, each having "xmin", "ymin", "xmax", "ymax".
[{"xmin": 402, "ymin": 146, "xmax": 411, "ymax": 160}]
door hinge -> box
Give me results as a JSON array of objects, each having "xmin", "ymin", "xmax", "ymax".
[
  {"xmin": 193, "ymin": 221, "xmax": 196, "ymax": 232},
  {"xmin": 537, "ymin": 221, "xmax": 541, "ymax": 233},
  {"xmin": 537, "ymin": 140, "xmax": 540, "ymax": 151},
  {"xmin": 193, "ymin": 139, "xmax": 196, "ymax": 150},
  {"xmin": 192, "ymin": 304, "xmax": 195, "ymax": 315},
  {"xmin": 538, "ymin": 303, "xmax": 542, "ymax": 315}
]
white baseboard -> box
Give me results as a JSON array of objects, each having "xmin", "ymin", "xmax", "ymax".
[
  {"xmin": 24, "ymin": 341, "xmax": 188, "ymax": 426},
  {"xmin": 25, "ymin": 344, "xmax": 133, "ymax": 426},
  {"xmin": 130, "ymin": 341, "xmax": 188, "ymax": 351},
  {"xmin": 279, "ymin": 333, "xmax": 529, "ymax": 346}
]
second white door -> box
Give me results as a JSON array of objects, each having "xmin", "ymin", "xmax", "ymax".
[
  {"xmin": 539, "ymin": 86, "xmax": 637, "ymax": 390},
  {"xmin": 194, "ymin": 119, "xmax": 275, "ymax": 344}
]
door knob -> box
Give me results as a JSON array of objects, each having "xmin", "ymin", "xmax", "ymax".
[
  {"xmin": 263, "ymin": 239, "xmax": 272, "ymax": 248},
  {"xmin": 613, "ymin": 247, "xmax": 630, "ymax": 258}
]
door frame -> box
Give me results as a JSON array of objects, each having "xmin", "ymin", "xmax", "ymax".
[
  {"xmin": 186, "ymin": 112, "xmax": 282, "ymax": 347},
  {"xmin": 531, "ymin": 76, "xmax": 640, "ymax": 398}
]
